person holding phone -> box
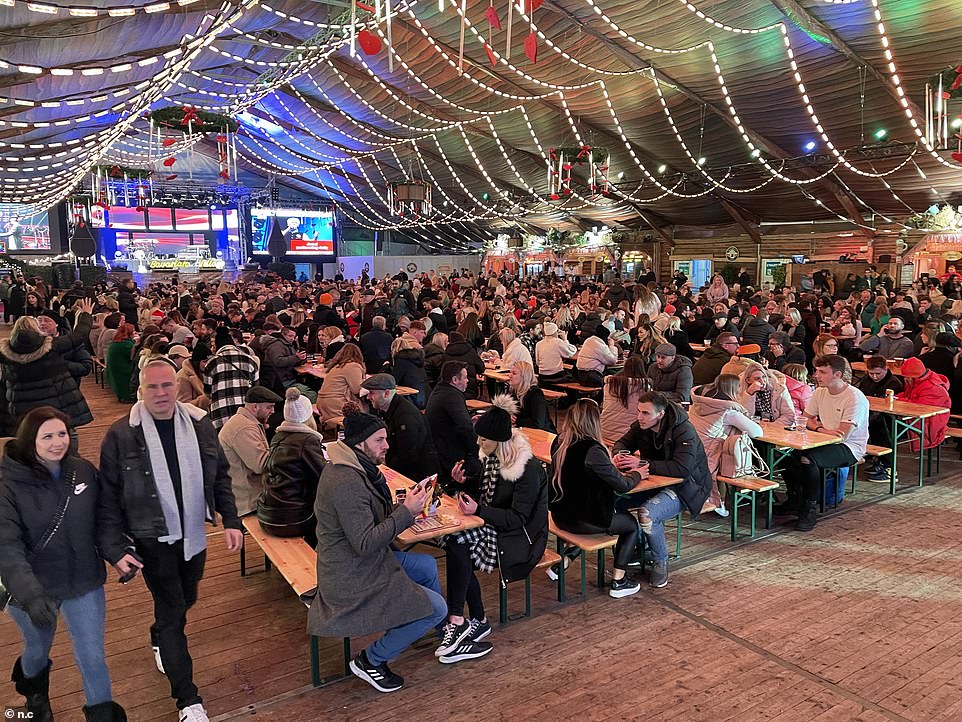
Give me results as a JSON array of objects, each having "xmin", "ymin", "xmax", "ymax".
[
  {"xmin": 0, "ymin": 407, "xmax": 130, "ymax": 721},
  {"xmin": 436, "ymin": 394, "xmax": 548, "ymax": 662}
]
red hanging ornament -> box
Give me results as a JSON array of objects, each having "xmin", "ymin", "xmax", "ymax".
[
  {"xmin": 165, "ymin": 174, "xmax": 178, "ymax": 180},
  {"xmin": 218, "ymin": 169, "xmax": 230, "ymax": 180},
  {"xmin": 108, "ymin": 165, "xmax": 123, "ymax": 178},
  {"xmin": 484, "ymin": 42, "xmax": 498, "ymax": 67},
  {"xmin": 524, "ymin": 0, "xmax": 542, "ymax": 11},
  {"xmin": 215, "ymin": 134, "xmax": 227, "ymax": 143},
  {"xmin": 951, "ymin": 66, "xmax": 962, "ymax": 92},
  {"xmin": 356, "ymin": 0, "xmax": 375, "ymax": 11},
  {"xmin": 485, "ymin": 5, "xmax": 501, "ymax": 30},
  {"xmin": 952, "ymin": 151, "xmax": 962, "ymax": 163},
  {"xmin": 524, "ymin": 31, "xmax": 537, "ymax": 64},
  {"xmin": 162, "ymin": 137, "xmax": 176, "ymax": 147},
  {"xmin": 180, "ymin": 105, "xmax": 200, "ymax": 127},
  {"xmin": 163, "ymin": 157, "xmax": 176, "ymax": 167},
  {"xmin": 550, "ymin": 193, "xmax": 560, "ymax": 201},
  {"xmin": 135, "ymin": 205, "xmax": 147, "ymax": 213},
  {"xmin": 357, "ymin": 29, "xmax": 382, "ymax": 55}
]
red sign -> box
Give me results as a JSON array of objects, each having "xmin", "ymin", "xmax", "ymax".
[{"xmin": 290, "ymin": 238, "xmax": 334, "ymax": 254}]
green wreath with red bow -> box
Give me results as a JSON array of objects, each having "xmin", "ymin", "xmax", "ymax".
[{"xmin": 149, "ymin": 105, "xmax": 239, "ymax": 134}]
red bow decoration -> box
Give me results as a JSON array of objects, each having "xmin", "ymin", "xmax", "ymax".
[
  {"xmin": 162, "ymin": 137, "xmax": 176, "ymax": 148},
  {"xmin": 108, "ymin": 165, "xmax": 123, "ymax": 178},
  {"xmin": 165, "ymin": 174, "xmax": 178, "ymax": 180},
  {"xmin": 576, "ymin": 145, "xmax": 592, "ymax": 161},
  {"xmin": 951, "ymin": 66, "xmax": 962, "ymax": 92},
  {"xmin": 484, "ymin": 42, "xmax": 498, "ymax": 67},
  {"xmin": 524, "ymin": 32, "xmax": 537, "ymax": 64},
  {"xmin": 135, "ymin": 205, "xmax": 147, "ymax": 213},
  {"xmin": 952, "ymin": 151, "xmax": 962, "ymax": 163},
  {"xmin": 180, "ymin": 105, "xmax": 200, "ymax": 127},
  {"xmin": 548, "ymin": 148, "xmax": 557, "ymax": 161},
  {"xmin": 550, "ymin": 193, "xmax": 560, "ymax": 201},
  {"xmin": 218, "ymin": 169, "xmax": 230, "ymax": 179},
  {"xmin": 357, "ymin": 0, "xmax": 375, "ymax": 11},
  {"xmin": 162, "ymin": 157, "xmax": 176, "ymax": 167},
  {"xmin": 485, "ymin": 5, "xmax": 501, "ymax": 30}
]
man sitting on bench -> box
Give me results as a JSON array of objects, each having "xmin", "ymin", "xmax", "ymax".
[
  {"xmin": 612, "ymin": 392, "xmax": 712, "ymax": 588},
  {"xmin": 308, "ymin": 404, "xmax": 447, "ymax": 693},
  {"xmin": 783, "ymin": 354, "xmax": 869, "ymax": 532}
]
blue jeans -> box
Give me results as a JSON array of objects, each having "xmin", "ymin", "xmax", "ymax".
[
  {"xmin": 637, "ymin": 490, "xmax": 682, "ymax": 563},
  {"xmin": 8, "ymin": 586, "xmax": 112, "ymax": 706},
  {"xmin": 366, "ymin": 551, "xmax": 447, "ymax": 665}
]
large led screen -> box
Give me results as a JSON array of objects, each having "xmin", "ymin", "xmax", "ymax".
[
  {"xmin": 0, "ymin": 204, "xmax": 51, "ymax": 251},
  {"xmin": 250, "ymin": 208, "xmax": 335, "ymax": 256}
]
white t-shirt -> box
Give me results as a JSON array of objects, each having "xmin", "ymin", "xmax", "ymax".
[{"xmin": 805, "ymin": 384, "xmax": 870, "ymax": 458}]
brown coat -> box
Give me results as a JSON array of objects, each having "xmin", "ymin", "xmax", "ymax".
[
  {"xmin": 217, "ymin": 406, "xmax": 270, "ymax": 516},
  {"xmin": 307, "ymin": 442, "xmax": 432, "ymax": 637}
]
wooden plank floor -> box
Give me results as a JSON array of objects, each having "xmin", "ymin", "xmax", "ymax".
[{"xmin": 1, "ymin": 363, "xmax": 961, "ymax": 720}]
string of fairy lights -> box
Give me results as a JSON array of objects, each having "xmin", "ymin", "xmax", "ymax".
[{"xmin": 0, "ymin": 0, "xmax": 953, "ymax": 234}]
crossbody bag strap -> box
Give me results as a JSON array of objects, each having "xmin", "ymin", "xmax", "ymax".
[{"xmin": 29, "ymin": 469, "xmax": 76, "ymax": 562}]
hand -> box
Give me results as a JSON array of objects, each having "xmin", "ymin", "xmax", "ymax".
[
  {"xmin": 451, "ymin": 460, "xmax": 466, "ymax": 484},
  {"xmin": 224, "ymin": 528, "xmax": 244, "ymax": 552},
  {"xmin": 296, "ymin": 351, "xmax": 307, "ymax": 361},
  {"xmin": 114, "ymin": 552, "xmax": 144, "ymax": 576},
  {"xmin": 24, "ymin": 596, "xmax": 58, "ymax": 628},
  {"xmin": 403, "ymin": 483, "xmax": 429, "ymax": 515},
  {"xmin": 458, "ymin": 492, "xmax": 478, "ymax": 515},
  {"xmin": 613, "ymin": 453, "xmax": 640, "ymax": 471},
  {"xmin": 78, "ymin": 298, "xmax": 94, "ymax": 315}
]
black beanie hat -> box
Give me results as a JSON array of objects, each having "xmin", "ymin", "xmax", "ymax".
[
  {"xmin": 342, "ymin": 402, "xmax": 387, "ymax": 446},
  {"xmin": 473, "ymin": 394, "xmax": 518, "ymax": 443}
]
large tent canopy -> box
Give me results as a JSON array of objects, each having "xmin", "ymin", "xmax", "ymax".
[{"xmin": 2, "ymin": 0, "xmax": 961, "ymax": 247}]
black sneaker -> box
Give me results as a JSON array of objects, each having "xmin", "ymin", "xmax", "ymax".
[
  {"xmin": 608, "ymin": 575, "xmax": 641, "ymax": 598},
  {"xmin": 434, "ymin": 619, "xmax": 473, "ymax": 658},
  {"xmin": 438, "ymin": 641, "xmax": 494, "ymax": 664},
  {"xmin": 467, "ymin": 618, "xmax": 492, "ymax": 642},
  {"xmin": 349, "ymin": 650, "xmax": 403, "ymax": 693},
  {"xmin": 649, "ymin": 561, "xmax": 669, "ymax": 588}
]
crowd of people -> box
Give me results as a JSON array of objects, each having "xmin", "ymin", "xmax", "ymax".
[{"xmin": 0, "ymin": 260, "xmax": 956, "ymax": 714}]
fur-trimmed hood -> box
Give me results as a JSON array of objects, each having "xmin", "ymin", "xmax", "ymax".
[
  {"xmin": 0, "ymin": 334, "xmax": 52, "ymax": 363},
  {"xmin": 477, "ymin": 427, "xmax": 533, "ymax": 481}
]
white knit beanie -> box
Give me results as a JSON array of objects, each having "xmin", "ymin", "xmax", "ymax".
[{"xmin": 284, "ymin": 387, "xmax": 313, "ymax": 424}]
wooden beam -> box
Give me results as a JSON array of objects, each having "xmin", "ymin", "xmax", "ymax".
[
  {"xmin": 636, "ymin": 209, "xmax": 673, "ymax": 245},
  {"xmin": 719, "ymin": 199, "xmax": 761, "ymax": 245}
]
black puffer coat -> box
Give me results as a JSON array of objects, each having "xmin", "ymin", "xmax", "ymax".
[
  {"xmin": 442, "ymin": 340, "xmax": 486, "ymax": 400},
  {"xmin": 257, "ymin": 424, "xmax": 326, "ymax": 538},
  {"xmin": 0, "ymin": 453, "xmax": 112, "ymax": 606},
  {"xmin": 391, "ymin": 347, "xmax": 429, "ymax": 409},
  {"xmin": 0, "ymin": 313, "xmax": 93, "ymax": 435}
]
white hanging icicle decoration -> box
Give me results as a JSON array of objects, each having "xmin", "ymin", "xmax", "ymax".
[
  {"xmin": 505, "ymin": 0, "xmax": 513, "ymax": 59},
  {"xmin": 458, "ymin": 0, "xmax": 467, "ymax": 73},
  {"xmin": 385, "ymin": 0, "xmax": 394, "ymax": 72}
]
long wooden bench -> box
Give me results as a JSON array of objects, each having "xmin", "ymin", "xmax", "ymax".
[
  {"xmin": 498, "ymin": 549, "xmax": 562, "ymax": 623},
  {"xmin": 550, "ymin": 381, "xmax": 604, "ymax": 397},
  {"xmin": 548, "ymin": 512, "xmax": 617, "ymax": 602},
  {"xmin": 241, "ymin": 517, "xmax": 349, "ymax": 687},
  {"xmin": 851, "ymin": 445, "xmax": 894, "ymax": 493},
  {"xmin": 717, "ymin": 475, "xmax": 778, "ymax": 541}
]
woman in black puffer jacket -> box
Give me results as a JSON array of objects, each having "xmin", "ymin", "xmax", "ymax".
[
  {"xmin": 258, "ymin": 388, "xmax": 326, "ymax": 545},
  {"xmin": 390, "ymin": 336, "xmax": 430, "ymax": 409},
  {"xmin": 0, "ymin": 299, "xmax": 95, "ymax": 437},
  {"xmin": 0, "ymin": 407, "xmax": 128, "ymax": 721}
]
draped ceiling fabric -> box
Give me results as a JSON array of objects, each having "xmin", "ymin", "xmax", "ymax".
[{"xmin": 1, "ymin": 0, "xmax": 961, "ymax": 251}]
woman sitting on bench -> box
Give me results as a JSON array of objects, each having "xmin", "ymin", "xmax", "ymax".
[{"xmin": 549, "ymin": 399, "xmax": 643, "ymax": 599}]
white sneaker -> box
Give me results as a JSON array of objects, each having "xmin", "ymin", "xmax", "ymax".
[
  {"xmin": 179, "ymin": 704, "xmax": 209, "ymax": 722},
  {"xmin": 545, "ymin": 555, "xmax": 571, "ymax": 581},
  {"xmin": 713, "ymin": 503, "xmax": 730, "ymax": 518},
  {"xmin": 152, "ymin": 645, "xmax": 166, "ymax": 675}
]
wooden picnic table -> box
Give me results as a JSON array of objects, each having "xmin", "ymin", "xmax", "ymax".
[
  {"xmin": 690, "ymin": 343, "xmax": 708, "ymax": 354},
  {"xmin": 466, "ymin": 398, "xmax": 492, "ymax": 411},
  {"xmin": 851, "ymin": 360, "xmax": 905, "ymax": 377},
  {"xmin": 866, "ymin": 397, "xmax": 950, "ymax": 491},
  {"xmin": 380, "ymin": 465, "xmax": 484, "ymax": 544},
  {"xmin": 755, "ymin": 420, "xmax": 841, "ymax": 492},
  {"xmin": 294, "ymin": 365, "xmax": 416, "ymax": 396},
  {"xmin": 484, "ymin": 368, "xmax": 511, "ymax": 383},
  {"xmin": 520, "ymin": 427, "xmax": 556, "ymax": 464}
]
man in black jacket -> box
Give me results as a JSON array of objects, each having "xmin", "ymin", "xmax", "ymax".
[
  {"xmin": 765, "ymin": 331, "xmax": 806, "ymax": 371},
  {"xmin": 612, "ymin": 392, "xmax": 712, "ymax": 589},
  {"xmin": 691, "ymin": 332, "xmax": 739, "ymax": 386},
  {"xmin": 359, "ymin": 316, "xmax": 393, "ymax": 374},
  {"xmin": 425, "ymin": 361, "xmax": 480, "ymax": 491},
  {"xmin": 363, "ymin": 374, "xmax": 439, "ymax": 481},
  {"xmin": 99, "ymin": 360, "xmax": 243, "ymax": 722}
]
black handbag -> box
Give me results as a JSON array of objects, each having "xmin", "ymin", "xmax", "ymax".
[{"xmin": 0, "ymin": 470, "xmax": 75, "ymax": 612}]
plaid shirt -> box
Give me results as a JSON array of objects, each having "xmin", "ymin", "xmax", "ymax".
[{"xmin": 205, "ymin": 345, "xmax": 259, "ymax": 429}]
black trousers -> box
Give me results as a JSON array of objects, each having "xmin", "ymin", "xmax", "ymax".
[
  {"xmin": 443, "ymin": 539, "xmax": 485, "ymax": 622},
  {"xmin": 554, "ymin": 512, "xmax": 640, "ymax": 570},
  {"xmin": 136, "ymin": 538, "xmax": 207, "ymax": 710},
  {"xmin": 782, "ymin": 444, "xmax": 858, "ymax": 505},
  {"xmin": 577, "ymin": 369, "xmax": 604, "ymax": 388}
]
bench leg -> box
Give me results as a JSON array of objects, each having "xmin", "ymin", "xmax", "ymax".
[
  {"xmin": 556, "ymin": 539, "xmax": 567, "ymax": 603},
  {"xmin": 765, "ymin": 489, "xmax": 773, "ymax": 530},
  {"xmin": 240, "ymin": 536, "xmax": 246, "ymax": 577},
  {"xmin": 499, "ymin": 584, "xmax": 508, "ymax": 625},
  {"xmin": 579, "ymin": 550, "xmax": 587, "ymax": 600},
  {"xmin": 524, "ymin": 576, "xmax": 531, "ymax": 618},
  {"xmin": 597, "ymin": 549, "xmax": 606, "ymax": 589},
  {"xmin": 749, "ymin": 493, "xmax": 757, "ymax": 538},
  {"xmin": 730, "ymin": 490, "xmax": 740, "ymax": 542},
  {"xmin": 675, "ymin": 511, "xmax": 682, "ymax": 559},
  {"xmin": 310, "ymin": 636, "xmax": 320, "ymax": 687},
  {"xmin": 309, "ymin": 636, "xmax": 352, "ymax": 688},
  {"xmin": 265, "ymin": 556, "xmax": 272, "ymax": 573},
  {"xmin": 850, "ymin": 464, "xmax": 858, "ymax": 495}
]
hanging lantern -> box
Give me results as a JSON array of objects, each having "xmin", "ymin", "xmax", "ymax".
[{"xmin": 388, "ymin": 181, "xmax": 433, "ymax": 217}]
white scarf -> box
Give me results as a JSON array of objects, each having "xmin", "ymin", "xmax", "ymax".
[{"xmin": 131, "ymin": 401, "xmax": 207, "ymax": 561}]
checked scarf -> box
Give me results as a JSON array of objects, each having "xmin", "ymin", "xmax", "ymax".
[{"xmin": 453, "ymin": 454, "xmax": 500, "ymax": 573}]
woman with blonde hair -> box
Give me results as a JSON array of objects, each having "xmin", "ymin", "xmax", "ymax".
[
  {"xmin": 316, "ymin": 343, "xmax": 365, "ymax": 427},
  {"xmin": 321, "ymin": 324, "xmax": 346, "ymax": 361},
  {"xmin": 498, "ymin": 327, "xmax": 532, "ymax": 369},
  {"xmin": 632, "ymin": 284, "xmax": 661, "ymax": 323},
  {"xmin": 549, "ymin": 399, "xmax": 642, "ymax": 597},
  {"xmin": 423, "ymin": 331, "xmax": 448, "ymax": 387},
  {"xmin": 738, "ymin": 361, "xmax": 795, "ymax": 424},
  {"xmin": 507, "ymin": 361, "xmax": 554, "ymax": 432},
  {"xmin": 689, "ymin": 374, "xmax": 764, "ymax": 516}
]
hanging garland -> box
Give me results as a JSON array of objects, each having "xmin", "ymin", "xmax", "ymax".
[
  {"xmin": 94, "ymin": 163, "xmax": 152, "ymax": 180},
  {"xmin": 149, "ymin": 105, "xmax": 239, "ymax": 134}
]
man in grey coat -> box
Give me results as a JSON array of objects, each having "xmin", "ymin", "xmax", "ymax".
[
  {"xmin": 858, "ymin": 317, "xmax": 915, "ymax": 360},
  {"xmin": 308, "ymin": 405, "xmax": 447, "ymax": 693},
  {"xmin": 647, "ymin": 343, "xmax": 694, "ymax": 403}
]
